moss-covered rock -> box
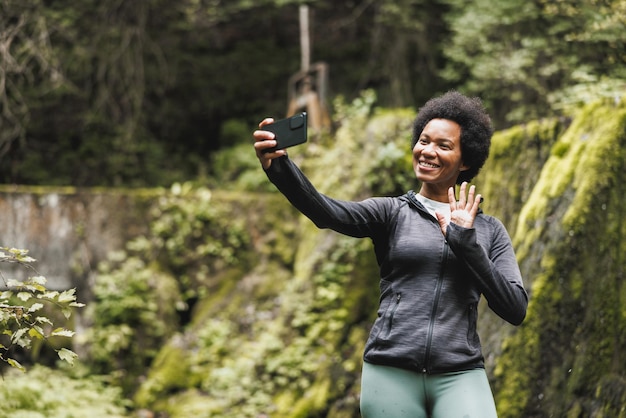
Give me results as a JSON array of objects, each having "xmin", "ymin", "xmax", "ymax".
[
  {"xmin": 493, "ymin": 96, "xmax": 626, "ymax": 417},
  {"xmin": 473, "ymin": 117, "xmax": 563, "ymax": 379}
]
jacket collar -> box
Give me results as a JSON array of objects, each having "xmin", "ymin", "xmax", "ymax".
[{"xmin": 404, "ymin": 190, "xmax": 484, "ymax": 215}]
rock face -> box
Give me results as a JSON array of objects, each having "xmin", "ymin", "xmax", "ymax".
[
  {"xmin": 0, "ymin": 189, "xmax": 152, "ymax": 291},
  {"xmin": 492, "ymin": 100, "xmax": 626, "ymax": 418},
  {"xmin": 1, "ymin": 97, "xmax": 625, "ymax": 417}
]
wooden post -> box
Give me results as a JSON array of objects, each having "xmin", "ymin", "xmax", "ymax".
[
  {"xmin": 288, "ymin": 4, "xmax": 330, "ymax": 129},
  {"xmin": 299, "ymin": 5, "xmax": 310, "ymax": 71}
]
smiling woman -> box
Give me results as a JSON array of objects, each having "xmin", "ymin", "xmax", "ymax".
[{"xmin": 252, "ymin": 90, "xmax": 528, "ymax": 418}]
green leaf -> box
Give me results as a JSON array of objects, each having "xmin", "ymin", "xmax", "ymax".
[
  {"xmin": 57, "ymin": 348, "xmax": 78, "ymax": 365},
  {"xmin": 41, "ymin": 291, "xmax": 60, "ymax": 299},
  {"xmin": 58, "ymin": 289, "xmax": 77, "ymax": 303},
  {"xmin": 35, "ymin": 316, "xmax": 54, "ymax": 325},
  {"xmin": 16, "ymin": 336, "xmax": 31, "ymax": 348},
  {"xmin": 26, "ymin": 284, "xmax": 47, "ymax": 292},
  {"xmin": 11, "ymin": 328, "xmax": 27, "ymax": 343},
  {"xmin": 6, "ymin": 279, "xmax": 22, "ymax": 288},
  {"xmin": 51, "ymin": 328, "xmax": 75, "ymax": 338},
  {"xmin": 17, "ymin": 292, "xmax": 32, "ymax": 302},
  {"xmin": 8, "ymin": 248, "xmax": 35, "ymax": 262},
  {"xmin": 29, "ymin": 326, "xmax": 45, "ymax": 339},
  {"xmin": 30, "ymin": 276, "xmax": 47, "ymax": 285},
  {"xmin": 28, "ymin": 303, "xmax": 44, "ymax": 313},
  {"xmin": 7, "ymin": 358, "xmax": 26, "ymax": 372}
]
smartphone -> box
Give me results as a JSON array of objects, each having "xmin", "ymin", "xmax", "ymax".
[{"xmin": 262, "ymin": 112, "xmax": 307, "ymax": 153}]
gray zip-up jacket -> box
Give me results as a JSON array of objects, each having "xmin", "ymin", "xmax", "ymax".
[{"xmin": 265, "ymin": 156, "xmax": 528, "ymax": 374}]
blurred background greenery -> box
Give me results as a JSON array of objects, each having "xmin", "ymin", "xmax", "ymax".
[{"xmin": 1, "ymin": 0, "xmax": 624, "ymax": 187}]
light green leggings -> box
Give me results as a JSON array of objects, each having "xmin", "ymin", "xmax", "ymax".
[{"xmin": 360, "ymin": 362, "xmax": 498, "ymax": 418}]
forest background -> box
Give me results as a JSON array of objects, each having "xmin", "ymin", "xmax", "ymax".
[
  {"xmin": 1, "ymin": 0, "xmax": 625, "ymax": 417},
  {"xmin": 2, "ymin": 0, "xmax": 624, "ymax": 186}
]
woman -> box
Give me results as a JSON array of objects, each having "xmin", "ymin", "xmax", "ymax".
[{"xmin": 253, "ymin": 91, "xmax": 528, "ymax": 417}]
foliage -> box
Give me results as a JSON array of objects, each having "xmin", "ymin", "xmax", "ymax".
[
  {"xmin": 85, "ymin": 254, "xmax": 181, "ymax": 392},
  {"xmin": 0, "ymin": 0, "xmax": 64, "ymax": 159},
  {"xmin": 0, "ymin": 0, "xmax": 453, "ymax": 187},
  {"xmin": 442, "ymin": 0, "xmax": 626, "ymax": 128},
  {"xmin": 0, "ymin": 247, "xmax": 84, "ymax": 372},
  {"xmin": 0, "ymin": 0, "xmax": 307, "ymax": 186},
  {"xmin": 207, "ymin": 142, "xmax": 279, "ymax": 192},
  {"xmin": 0, "ymin": 364, "xmax": 131, "ymax": 418},
  {"xmin": 85, "ymin": 182, "xmax": 252, "ymax": 394},
  {"xmin": 1, "ymin": 0, "xmax": 625, "ymax": 185},
  {"xmin": 133, "ymin": 214, "xmax": 375, "ymax": 418},
  {"xmin": 306, "ymin": 90, "xmax": 415, "ymax": 198},
  {"xmin": 0, "ymin": 0, "xmax": 606, "ymax": 184}
]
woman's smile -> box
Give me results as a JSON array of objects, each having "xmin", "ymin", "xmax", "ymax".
[{"xmin": 418, "ymin": 160, "xmax": 441, "ymax": 169}]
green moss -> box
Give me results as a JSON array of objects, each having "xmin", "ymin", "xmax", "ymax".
[
  {"xmin": 156, "ymin": 389, "xmax": 233, "ymax": 418},
  {"xmin": 290, "ymin": 378, "xmax": 332, "ymax": 418},
  {"xmin": 133, "ymin": 343, "xmax": 193, "ymax": 407},
  {"xmin": 477, "ymin": 118, "xmax": 562, "ymax": 233},
  {"xmin": 562, "ymin": 108, "xmax": 626, "ymax": 233},
  {"xmin": 494, "ymin": 97, "xmax": 626, "ymax": 417}
]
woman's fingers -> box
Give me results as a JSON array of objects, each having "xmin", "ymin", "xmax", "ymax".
[
  {"xmin": 447, "ymin": 186, "xmax": 457, "ymax": 211},
  {"xmin": 259, "ymin": 117, "xmax": 275, "ymax": 128},
  {"xmin": 457, "ymin": 182, "xmax": 478, "ymax": 210},
  {"xmin": 253, "ymin": 119, "xmax": 286, "ymax": 170},
  {"xmin": 458, "ymin": 182, "xmax": 468, "ymax": 208},
  {"xmin": 464, "ymin": 184, "xmax": 481, "ymax": 217},
  {"xmin": 471, "ymin": 192, "xmax": 482, "ymax": 216}
]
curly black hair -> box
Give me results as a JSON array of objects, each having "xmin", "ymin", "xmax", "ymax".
[{"xmin": 411, "ymin": 90, "xmax": 493, "ymax": 184}]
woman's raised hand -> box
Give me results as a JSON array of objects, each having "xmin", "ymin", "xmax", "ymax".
[
  {"xmin": 435, "ymin": 182, "xmax": 482, "ymax": 236},
  {"xmin": 253, "ymin": 118, "xmax": 287, "ymax": 170}
]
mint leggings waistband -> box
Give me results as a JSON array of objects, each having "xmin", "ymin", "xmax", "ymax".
[{"xmin": 360, "ymin": 362, "xmax": 498, "ymax": 418}]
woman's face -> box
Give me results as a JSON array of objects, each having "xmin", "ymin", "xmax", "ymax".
[{"xmin": 412, "ymin": 118, "xmax": 468, "ymax": 189}]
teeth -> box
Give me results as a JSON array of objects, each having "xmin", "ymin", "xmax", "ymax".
[{"xmin": 420, "ymin": 161, "xmax": 439, "ymax": 168}]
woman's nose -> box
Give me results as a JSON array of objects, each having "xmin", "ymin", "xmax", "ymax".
[{"xmin": 421, "ymin": 143, "xmax": 437, "ymax": 156}]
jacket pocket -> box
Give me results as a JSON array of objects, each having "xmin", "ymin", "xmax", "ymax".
[
  {"xmin": 466, "ymin": 302, "xmax": 480, "ymax": 349},
  {"xmin": 378, "ymin": 293, "xmax": 401, "ymax": 340}
]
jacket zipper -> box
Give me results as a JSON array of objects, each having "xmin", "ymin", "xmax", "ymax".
[
  {"xmin": 422, "ymin": 242, "xmax": 448, "ymax": 373},
  {"xmin": 406, "ymin": 191, "xmax": 448, "ymax": 374}
]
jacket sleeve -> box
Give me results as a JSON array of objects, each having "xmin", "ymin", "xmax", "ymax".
[
  {"xmin": 264, "ymin": 156, "xmax": 391, "ymax": 238},
  {"xmin": 446, "ymin": 219, "xmax": 528, "ymax": 325}
]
